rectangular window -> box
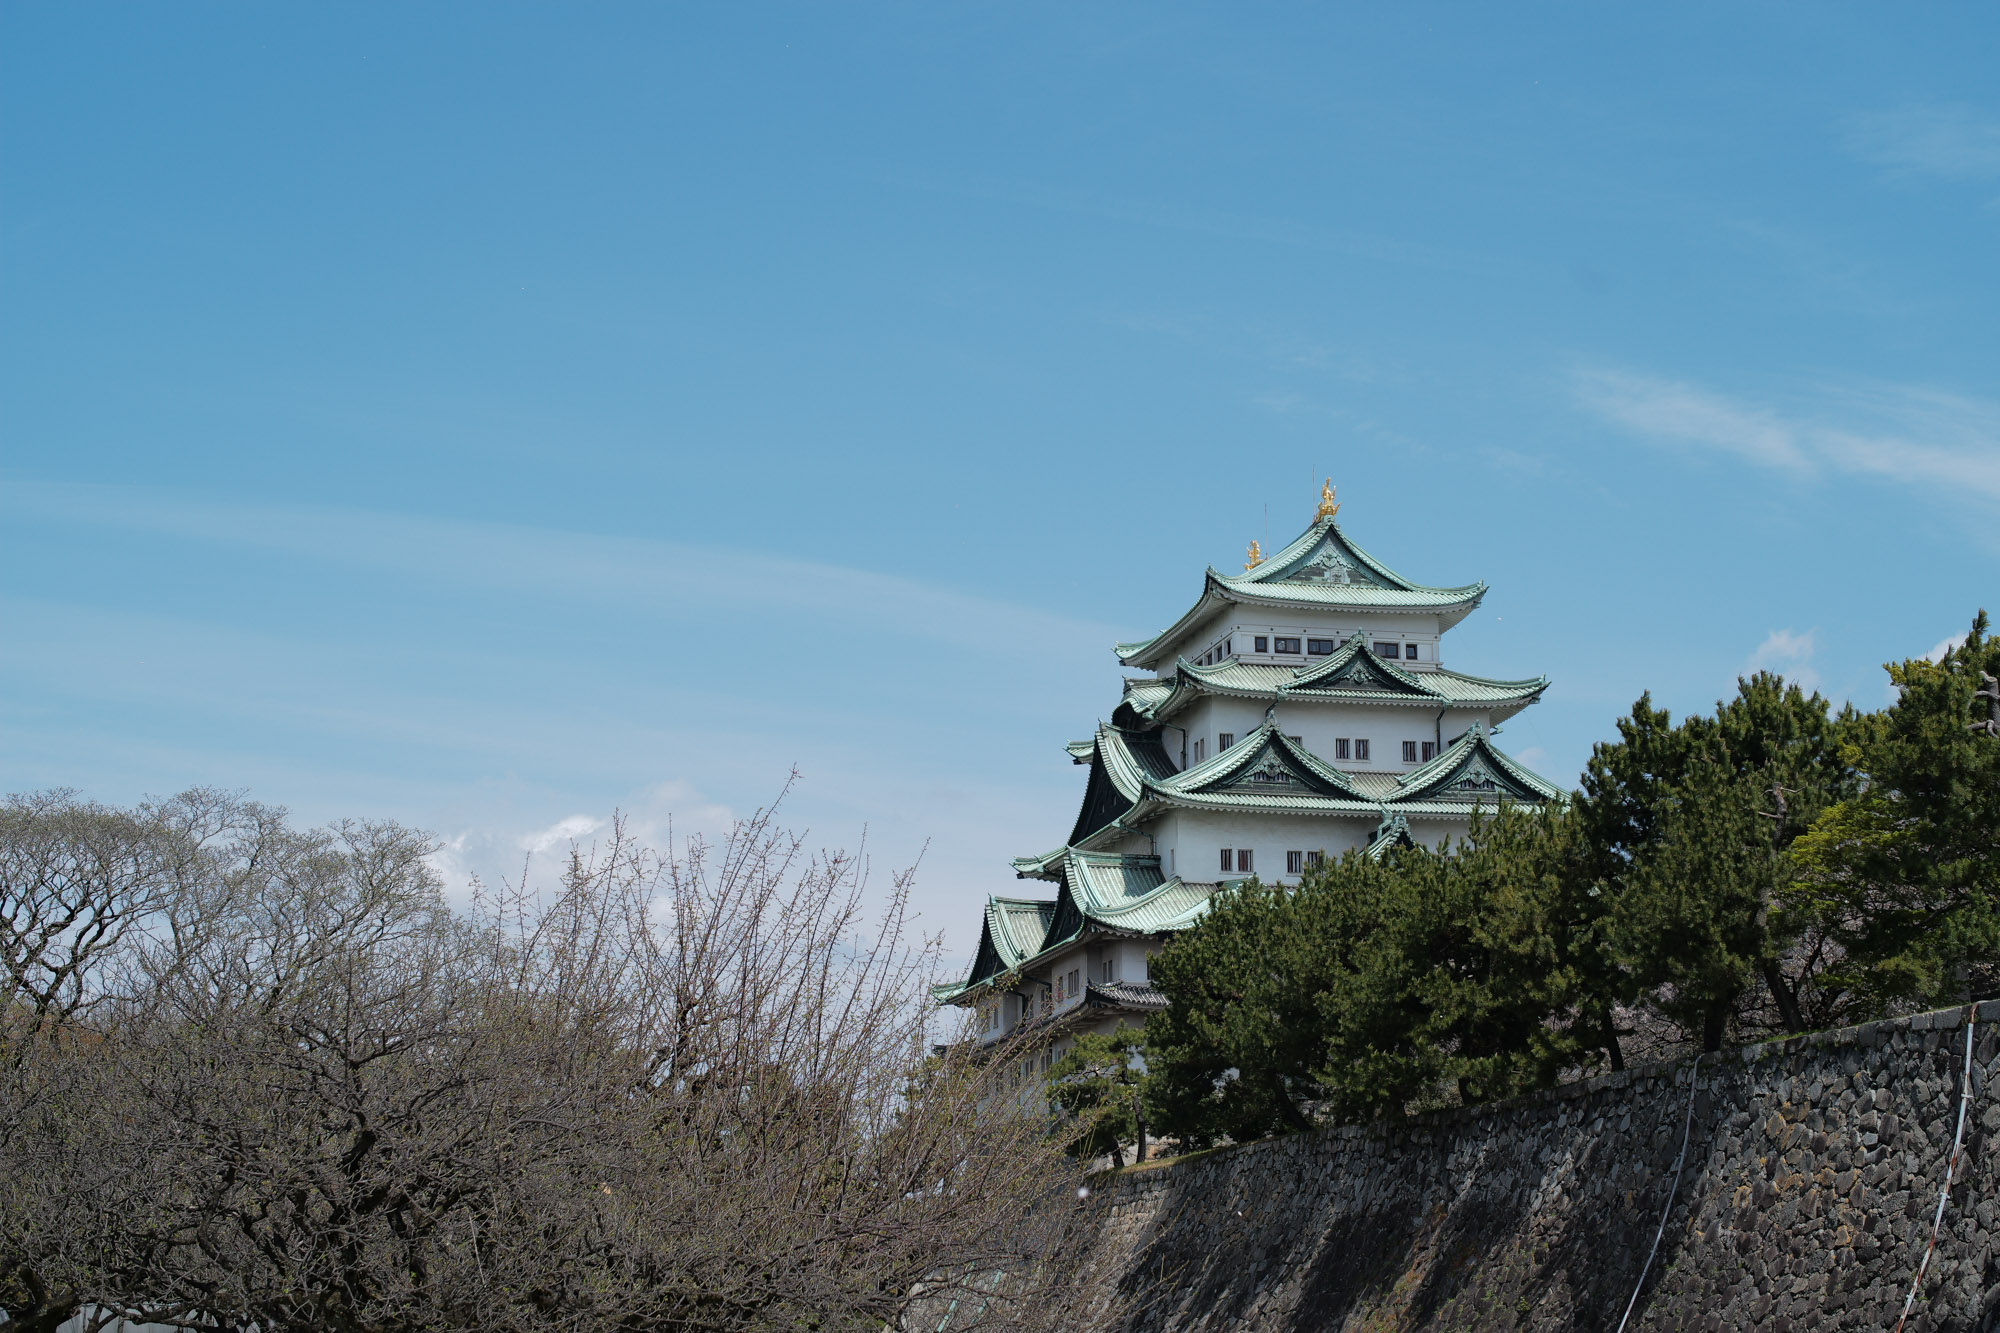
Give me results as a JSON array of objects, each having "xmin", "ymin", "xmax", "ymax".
[
  {"xmin": 1334, "ymin": 738, "xmax": 1350, "ymax": 760},
  {"xmin": 1355, "ymin": 739, "xmax": 1371, "ymax": 761},
  {"xmin": 1422, "ymin": 741, "xmax": 1438, "ymax": 761},
  {"xmin": 1218, "ymin": 732, "xmax": 1234, "ymax": 750},
  {"xmin": 1193, "ymin": 738, "xmax": 1206, "ymax": 762},
  {"xmin": 1286, "ymin": 850, "xmax": 1303, "ymax": 874},
  {"xmin": 1305, "ymin": 850, "xmax": 1324, "ymax": 869},
  {"xmin": 1274, "ymin": 636, "xmax": 1301, "ymax": 654},
  {"xmin": 1405, "ymin": 643, "xmax": 1419, "ymax": 660},
  {"xmin": 1403, "ymin": 741, "xmax": 1419, "ymax": 763},
  {"xmin": 1373, "ymin": 641, "xmax": 1400, "ymax": 658},
  {"xmin": 1220, "ymin": 848, "xmax": 1233, "ymax": 873},
  {"xmin": 1254, "ymin": 636, "xmax": 1269, "ymax": 653},
  {"xmin": 1236, "ymin": 849, "xmax": 1254, "ymax": 873},
  {"xmin": 1287, "ymin": 734, "xmax": 1303, "ymax": 744},
  {"xmin": 1067, "ymin": 968, "xmax": 1080, "ymax": 999},
  {"xmin": 1307, "ymin": 638, "xmax": 1336, "ymax": 655}
]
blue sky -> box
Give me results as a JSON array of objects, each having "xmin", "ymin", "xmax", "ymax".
[{"xmin": 4, "ymin": 6, "xmax": 1996, "ymax": 955}]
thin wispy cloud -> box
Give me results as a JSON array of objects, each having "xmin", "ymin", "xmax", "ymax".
[
  {"xmin": 1745, "ymin": 628, "xmax": 1820, "ymax": 694},
  {"xmin": 1844, "ymin": 104, "xmax": 2000, "ymax": 181},
  {"xmin": 0, "ymin": 481, "xmax": 1118, "ymax": 665},
  {"xmin": 1572, "ymin": 369, "xmax": 2000, "ymax": 506}
]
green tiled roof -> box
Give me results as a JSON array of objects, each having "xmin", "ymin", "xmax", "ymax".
[
  {"xmin": 1064, "ymin": 738, "xmax": 1097, "ymax": 762},
  {"xmin": 953, "ymin": 894, "xmax": 1060, "ymax": 997},
  {"xmin": 1116, "ymin": 516, "xmax": 1487, "ymax": 668},
  {"xmin": 1040, "ymin": 854, "xmax": 1219, "ymax": 959},
  {"xmin": 954, "ymin": 851, "xmax": 1222, "ymax": 999},
  {"xmin": 1121, "ymin": 634, "xmax": 1547, "ymax": 726}
]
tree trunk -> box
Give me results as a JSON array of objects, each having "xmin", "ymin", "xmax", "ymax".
[
  {"xmin": 1701, "ymin": 1002, "xmax": 1729, "ymax": 1053},
  {"xmin": 1760, "ymin": 958, "xmax": 1805, "ymax": 1034},
  {"xmin": 1600, "ymin": 1004, "xmax": 1625, "ymax": 1072},
  {"xmin": 1132, "ymin": 1087, "xmax": 1148, "ymax": 1164},
  {"xmin": 1755, "ymin": 781, "xmax": 1805, "ymax": 1034},
  {"xmin": 1272, "ymin": 1074, "xmax": 1314, "ymax": 1133}
]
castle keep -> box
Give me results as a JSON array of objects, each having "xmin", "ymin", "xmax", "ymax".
[{"xmin": 940, "ymin": 483, "xmax": 1560, "ymax": 1057}]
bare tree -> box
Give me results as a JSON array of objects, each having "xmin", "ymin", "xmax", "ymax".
[{"xmin": 0, "ymin": 788, "xmax": 1079, "ymax": 1333}]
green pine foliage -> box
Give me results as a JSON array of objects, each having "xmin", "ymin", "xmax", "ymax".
[
  {"xmin": 1045, "ymin": 1025, "xmax": 1148, "ymax": 1166},
  {"xmin": 1577, "ymin": 671, "xmax": 1861, "ymax": 1052},
  {"xmin": 1790, "ymin": 611, "xmax": 2000, "ymax": 1008},
  {"xmin": 1143, "ymin": 805, "xmax": 1590, "ymax": 1147}
]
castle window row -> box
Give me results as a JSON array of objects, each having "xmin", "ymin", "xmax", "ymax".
[
  {"xmin": 1220, "ymin": 847, "xmax": 1329, "ymax": 876},
  {"xmin": 1197, "ymin": 635, "xmax": 1435, "ymax": 666}
]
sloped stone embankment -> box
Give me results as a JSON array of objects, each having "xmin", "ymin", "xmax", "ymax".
[{"xmin": 1056, "ymin": 1002, "xmax": 1998, "ymax": 1332}]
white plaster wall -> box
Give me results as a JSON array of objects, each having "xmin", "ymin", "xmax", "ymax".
[
  {"xmin": 1148, "ymin": 809, "xmax": 1409, "ymax": 883},
  {"xmin": 1169, "ymin": 701, "xmax": 1492, "ymax": 777},
  {"xmin": 1151, "ymin": 611, "xmax": 1451, "ymax": 675}
]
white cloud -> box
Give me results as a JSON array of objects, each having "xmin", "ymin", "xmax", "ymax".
[
  {"xmin": 1573, "ymin": 369, "xmax": 1810, "ymax": 471},
  {"xmin": 1845, "ymin": 105, "xmax": 2000, "ymax": 181},
  {"xmin": 520, "ymin": 813, "xmax": 605, "ymax": 854},
  {"xmin": 1746, "ymin": 628, "xmax": 1820, "ymax": 693},
  {"xmin": 1929, "ymin": 630, "xmax": 1970, "ymax": 662},
  {"xmin": 1571, "ymin": 369, "xmax": 2000, "ymax": 506}
]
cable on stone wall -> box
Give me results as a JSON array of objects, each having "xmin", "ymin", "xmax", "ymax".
[
  {"xmin": 1891, "ymin": 1008, "xmax": 1979, "ymax": 1333},
  {"xmin": 1614, "ymin": 1053, "xmax": 1704, "ymax": 1333}
]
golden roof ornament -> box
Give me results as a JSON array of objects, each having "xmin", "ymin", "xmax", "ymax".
[
  {"xmin": 1243, "ymin": 540, "xmax": 1264, "ymax": 571},
  {"xmin": 1315, "ymin": 479, "xmax": 1340, "ymax": 522}
]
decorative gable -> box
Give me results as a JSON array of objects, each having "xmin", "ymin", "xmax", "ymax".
[
  {"xmin": 1270, "ymin": 533, "xmax": 1385, "ymax": 587},
  {"xmin": 1392, "ymin": 723, "xmax": 1564, "ymax": 806},
  {"xmin": 1286, "ymin": 634, "xmax": 1438, "ymax": 698},
  {"xmin": 1181, "ymin": 731, "xmax": 1358, "ymax": 799}
]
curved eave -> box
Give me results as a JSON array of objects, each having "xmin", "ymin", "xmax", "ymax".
[
  {"xmin": 1118, "ymin": 576, "xmax": 1489, "ymax": 669},
  {"xmin": 1212, "ymin": 572, "xmax": 1489, "ymax": 609},
  {"xmin": 1011, "ymin": 845, "xmax": 1070, "ymax": 880},
  {"xmin": 1135, "ymin": 790, "xmax": 1544, "ymax": 819}
]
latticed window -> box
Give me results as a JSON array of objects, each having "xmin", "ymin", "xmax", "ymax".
[
  {"xmin": 1219, "ymin": 847, "xmax": 1233, "ymax": 872},
  {"xmin": 1236, "ymin": 849, "xmax": 1254, "ymax": 873},
  {"xmin": 1422, "ymin": 741, "xmax": 1438, "ymax": 761},
  {"xmin": 1286, "ymin": 850, "xmax": 1303, "ymax": 874},
  {"xmin": 1403, "ymin": 741, "xmax": 1419, "ymax": 763},
  {"xmin": 1355, "ymin": 739, "xmax": 1371, "ymax": 761}
]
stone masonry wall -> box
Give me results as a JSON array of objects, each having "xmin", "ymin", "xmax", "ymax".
[{"xmin": 1051, "ymin": 1001, "xmax": 2000, "ymax": 1332}]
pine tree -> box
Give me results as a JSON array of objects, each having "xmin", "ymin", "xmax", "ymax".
[{"xmin": 1790, "ymin": 610, "xmax": 2000, "ymax": 1007}]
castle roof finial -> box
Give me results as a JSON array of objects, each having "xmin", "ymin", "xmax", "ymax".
[
  {"xmin": 1243, "ymin": 539, "xmax": 1264, "ymax": 571},
  {"xmin": 1316, "ymin": 479, "xmax": 1340, "ymax": 522}
]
